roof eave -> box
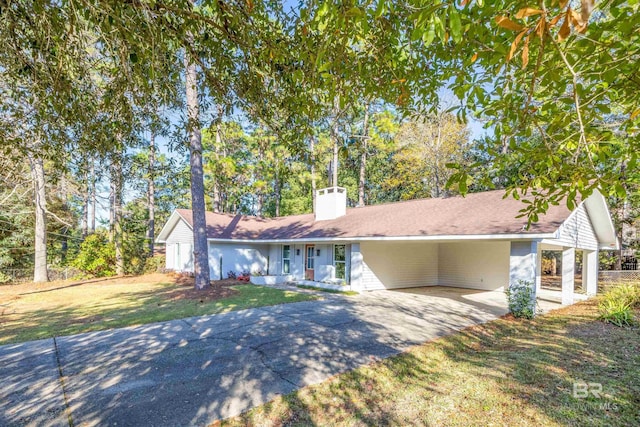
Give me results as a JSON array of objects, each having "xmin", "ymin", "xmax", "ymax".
[
  {"xmin": 155, "ymin": 210, "xmax": 192, "ymax": 243},
  {"xmin": 205, "ymin": 233, "xmax": 556, "ymax": 244},
  {"xmin": 583, "ymin": 189, "xmax": 618, "ymax": 248}
]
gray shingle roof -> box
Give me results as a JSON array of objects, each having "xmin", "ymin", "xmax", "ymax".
[{"xmin": 175, "ymin": 190, "xmax": 570, "ymax": 241}]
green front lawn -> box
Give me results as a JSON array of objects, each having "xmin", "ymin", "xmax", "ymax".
[
  {"xmin": 297, "ymin": 284, "xmax": 359, "ymax": 296},
  {"xmin": 219, "ymin": 299, "xmax": 640, "ymax": 427},
  {"xmin": 0, "ymin": 273, "xmax": 317, "ymax": 345}
]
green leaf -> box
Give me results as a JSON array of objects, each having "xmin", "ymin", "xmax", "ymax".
[
  {"xmin": 374, "ymin": 0, "xmax": 386, "ymax": 18},
  {"xmin": 346, "ymin": 7, "xmax": 364, "ymax": 18},
  {"xmin": 433, "ymin": 15, "xmax": 446, "ymax": 40},
  {"xmin": 422, "ymin": 25, "xmax": 436, "ymax": 46},
  {"xmin": 449, "ymin": 8, "xmax": 462, "ymax": 42}
]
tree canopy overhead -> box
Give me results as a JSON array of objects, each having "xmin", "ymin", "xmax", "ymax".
[
  {"xmin": 1, "ymin": 0, "xmax": 638, "ymax": 283},
  {"xmin": 2, "ymin": 0, "xmax": 637, "ymax": 195},
  {"xmin": 294, "ymin": 0, "xmax": 638, "ymax": 213}
]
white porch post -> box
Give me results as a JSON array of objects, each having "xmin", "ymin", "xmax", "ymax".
[
  {"xmin": 350, "ymin": 243, "xmax": 364, "ymax": 292},
  {"xmin": 582, "ymin": 249, "xmax": 598, "ymax": 296},
  {"xmin": 535, "ymin": 243, "xmax": 542, "ymax": 292},
  {"xmin": 509, "ymin": 241, "xmax": 540, "ymax": 297},
  {"xmin": 562, "ymin": 247, "xmax": 575, "ymax": 305}
]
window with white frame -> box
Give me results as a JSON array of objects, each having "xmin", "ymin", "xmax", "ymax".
[
  {"xmin": 334, "ymin": 244, "xmax": 346, "ymax": 279},
  {"xmin": 282, "ymin": 245, "xmax": 291, "ymax": 274}
]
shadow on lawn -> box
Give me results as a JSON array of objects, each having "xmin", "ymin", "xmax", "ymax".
[
  {"xmin": 0, "ymin": 281, "xmax": 310, "ymax": 345},
  {"xmin": 2, "ymin": 285, "xmax": 509, "ymax": 426},
  {"xmin": 5, "ymin": 287, "xmax": 635, "ymax": 426},
  {"xmin": 226, "ymin": 301, "xmax": 639, "ymax": 426}
]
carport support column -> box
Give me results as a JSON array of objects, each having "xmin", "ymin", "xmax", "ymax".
[
  {"xmin": 350, "ymin": 243, "xmax": 364, "ymax": 292},
  {"xmin": 509, "ymin": 241, "xmax": 540, "ymax": 299},
  {"xmin": 535, "ymin": 243, "xmax": 542, "ymax": 292},
  {"xmin": 562, "ymin": 247, "xmax": 575, "ymax": 305},
  {"xmin": 582, "ymin": 249, "xmax": 598, "ymax": 296}
]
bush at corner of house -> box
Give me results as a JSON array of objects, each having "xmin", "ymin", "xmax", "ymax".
[
  {"xmin": 505, "ymin": 280, "xmax": 536, "ymax": 319},
  {"xmin": 598, "ymin": 282, "xmax": 640, "ymax": 327},
  {"xmin": 70, "ymin": 232, "xmax": 116, "ymax": 277},
  {"xmin": 143, "ymin": 255, "xmax": 166, "ymax": 274},
  {"xmin": 227, "ymin": 271, "xmax": 237, "ymax": 279}
]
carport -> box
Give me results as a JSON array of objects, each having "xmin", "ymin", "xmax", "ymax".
[
  {"xmin": 355, "ymin": 240, "xmax": 511, "ymax": 292},
  {"xmin": 345, "ymin": 192, "xmax": 618, "ymax": 306}
]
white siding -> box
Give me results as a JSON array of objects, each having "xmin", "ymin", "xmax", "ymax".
[
  {"xmin": 314, "ymin": 244, "xmax": 333, "ymax": 278},
  {"xmin": 268, "ymin": 244, "xmax": 281, "ymax": 275},
  {"xmin": 179, "ymin": 243, "xmax": 193, "ymax": 271},
  {"xmin": 360, "ymin": 242, "xmax": 438, "ymax": 290},
  {"xmin": 266, "ymin": 244, "xmax": 306, "ymax": 279},
  {"xmin": 553, "ymin": 204, "xmax": 598, "ymax": 250},
  {"xmin": 291, "ymin": 244, "xmax": 305, "ymax": 278},
  {"xmin": 208, "ymin": 242, "xmax": 269, "ymax": 280},
  {"xmin": 165, "ymin": 219, "xmax": 193, "ymax": 245},
  {"xmin": 438, "ymin": 241, "xmax": 510, "ymax": 291},
  {"xmin": 509, "ymin": 241, "xmax": 539, "ymax": 289},
  {"xmin": 166, "ymin": 243, "xmax": 175, "ymax": 269},
  {"xmin": 163, "ymin": 219, "xmax": 195, "ymax": 271}
]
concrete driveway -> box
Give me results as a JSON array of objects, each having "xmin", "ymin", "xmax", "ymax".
[{"xmin": 1, "ymin": 286, "xmax": 531, "ymax": 426}]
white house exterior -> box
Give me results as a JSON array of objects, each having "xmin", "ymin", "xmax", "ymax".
[{"xmin": 156, "ymin": 187, "xmax": 618, "ymax": 303}]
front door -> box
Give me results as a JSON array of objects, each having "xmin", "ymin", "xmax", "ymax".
[{"xmin": 305, "ymin": 244, "xmax": 315, "ymax": 280}]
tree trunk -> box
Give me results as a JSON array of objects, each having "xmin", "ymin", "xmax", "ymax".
[
  {"xmin": 212, "ymin": 109, "xmax": 222, "ymax": 213},
  {"xmin": 433, "ymin": 121, "xmax": 442, "ymax": 198},
  {"xmin": 614, "ymin": 161, "xmax": 628, "ymax": 270},
  {"xmin": 81, "ymin": 165, "xmax": 89, "ymax": 238},
  {"xmin": 185, "ymin": 41, "xmax": 211, "ymax": 290},
  {"xmin": 109, "ymin": 174, "xmax": 115, "ymax": 241},
  {"xmin": 310, "ymin": 135, "xmax": 317, "ymax": 212},
  {"xmin": 148, "ymin": 131, "xmax": 156, "ymax": 256},
  {"xmin": 90, "ymin": 160, "xmax": 96, "ymax": 232},
  {"xmin": 60, "ymin": 229, "xmax": 68, "ymax": 264},
  {"xmin": 29, "ymin": 152, "xmax": 48, "ymax": 283},
  {"xmin": 111, "ymin": 150, "xmax": 125, "ymax": 276},
  {"xmin": 330, "ymin": 96, "xmax": 340, "ymax": 187},
  {"xmin": 330, "ymin": 131, "xmax": 339, "ymax": 187},
  {"xmin": 256, "ymin": 193, "xmax": 263, "ymax": 217},
  {"xmin": 358, "ymin": 103, "xmax": 370, "ymax": 207},
  {"xmin": 274, "ymin": 172, "xmax": 281, "ymax": 217}
]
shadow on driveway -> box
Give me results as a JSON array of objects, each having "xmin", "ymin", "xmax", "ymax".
[{"xmin": 1, "ymin": 286, "xmax": 512, "ymax": 426}]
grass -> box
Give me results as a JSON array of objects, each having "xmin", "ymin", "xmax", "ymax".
[
  {"xmin": 218, "ymin": 299, "xmax": 640, "ymax": 427},
  {"xmin": 0, "ymin": 273, "xmax": 317, "ymax": 345},
  {"xmin": 598, "ymin": 282, "xmax": 640, "ymax": 327},
  {"xmin": 297, "ymin": 284, "xmax": 359, "ymax": 296}
]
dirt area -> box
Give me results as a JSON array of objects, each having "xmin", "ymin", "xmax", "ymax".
[{"xmin": 170, "ymin": 274, "xmax": 241, "ymax": 301}]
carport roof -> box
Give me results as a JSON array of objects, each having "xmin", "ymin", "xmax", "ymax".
[{"xmin": 165, "ymin": 190, "xmax": 573, "ymax": 241}]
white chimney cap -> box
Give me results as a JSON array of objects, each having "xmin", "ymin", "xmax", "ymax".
[{"xmin": 315, "ymin": 187, "xmax": 347, "ymax": 221}]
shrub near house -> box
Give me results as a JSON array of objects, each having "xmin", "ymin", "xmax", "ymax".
[
  {"xmin": 599, "ymin": 282, "xmax": 640, "ymax": 327},
  {"xmin": 506, "ymin": 280, "xmax": 537, "ymax": 319},
  {"xmin": 71, "ymin": 232, "xmax": 116, "ymax": 277}
]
